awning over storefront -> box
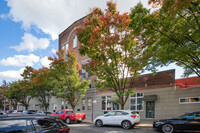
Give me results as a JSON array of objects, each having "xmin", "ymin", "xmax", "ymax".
[
  {"xmin": 143, "ymin": 95, "xmax": 157, "ymax": 101},
  {"xmin": 35, "ymin": 104, "xmax": 43, "ymax": 107}
]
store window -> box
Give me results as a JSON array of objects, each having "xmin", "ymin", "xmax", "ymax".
[
  {"xmin": 113, "ymin": 103, "xmax": 119, "ymax": 110},
  {"xmin": 82, "ymin": 97, "xmax": 85, "ymax": 110},
  {"xmin": 130, "ymin": 92, "xmax": 144, "ymax": 111},
  {"xmin": 87, "ymin": 97, "xmax": 91, "ymax": 110},
  {"xmin": 102, "ymin": 96, "xmax": 111, "ymax": 110},
  {"xmin": 179, "ymin": 97, "xmax": 200, "ymax": 104},
  {"xmin": 73, "ymin": 36, "xmax": 78, "ymax": 48}
]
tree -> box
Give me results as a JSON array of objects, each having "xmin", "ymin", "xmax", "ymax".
[
  {"xmin": 0, "ymin": 80, "xmax": 8, "ymax": 110},
  {"xmin": 31, "ymin": 67, "xmax": 54, "ymax": 112},
  {"xmin": 77, "ymin": 1, "xmax": 148, "ymax": 109},
  {"xmin": 129, "ymin": 0, "xmax": 200, "ymax": 77},
  {"xmin": 3, "ymin": 81, "xmax": 21, "ymax": 110},
  {"xmin": 49, "ymin": 50, "xmax": 90, "ymax": 111},
  {"xmin": 19, "ymin": 66, "xmax": 35, "ymax": 110}
]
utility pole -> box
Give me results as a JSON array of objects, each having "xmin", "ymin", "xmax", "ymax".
[{"xmin": 91, "ymin": 97, "xmax": 93, "ymax": 122}]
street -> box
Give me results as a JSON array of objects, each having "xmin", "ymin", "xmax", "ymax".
[{"xmin": 69, "ymin": 122, "xmax": 158, "ymax": 133}]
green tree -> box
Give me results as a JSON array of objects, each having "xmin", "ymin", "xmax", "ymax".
[
  {"xmin": 77, "ymin": 1, "xmax": 148, "ymax": 109},
  {"xmin": 3, "ymin": 81, "xmax": 21, "ymax": 110},
  {"xmin": 0, "ymin": 80, "xmax": 8, "ymax": 110},
  {"xmin": 49, "ymin": 50, "xmax": 90, "ymax": 111},
  {"xmin": 129, "ymin": 0, "xmax": 200, "ymax": 77},
  {"xmin": 31, "ymin": 67, "xmax": 54, "ymax": 112}
]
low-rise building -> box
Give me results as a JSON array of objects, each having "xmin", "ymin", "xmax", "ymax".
[{"xmin": 28, "ymin": 17, "xmax": 200, "ymax": 121}]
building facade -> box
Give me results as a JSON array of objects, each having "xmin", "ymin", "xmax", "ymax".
[{"xmin": 28, "ymin": 17, "xmax": 200, "ymax": 121}]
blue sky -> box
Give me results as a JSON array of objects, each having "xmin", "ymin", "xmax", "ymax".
[{"xmin": 0, "ymin": 0, "xmax": 196, "ymax": 84}]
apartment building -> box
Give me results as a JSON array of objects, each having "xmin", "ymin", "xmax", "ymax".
[
  {"xmin": 57, "ymin": 17, "xmax": 200, "ymax": 120},
  {"xmin": 27, "ymin": 17, "xmax": 200, "ymax": 121}
]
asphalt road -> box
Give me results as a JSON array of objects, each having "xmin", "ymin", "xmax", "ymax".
[{"xmin": 69, "ymin": 122, "xmax": 158, "ymax": 133}]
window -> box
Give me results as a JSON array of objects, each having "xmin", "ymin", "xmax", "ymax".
[
  {"xmin": 82, "ymin": 69, "xmax": 86, "ymax": 78},
  {"xmin": 65, "ymin": 111, "xmax": 73, "ymax": 114},
  {"xmin": 73, "ymin": 36, "xmax": 77, "ymax": 48},
  {"xmin": 102, "ymin": 96, "xmax": 112, "ymax": 110},
  {"xmin": 88, "ymin": 72, "xmax": 91, "ymax": 77},
  {"xmin": 105, "ymin": 111, "xmax": 115, "ymax": 116},
  {"xmin": 113, "ymin": 103, "xmax": 119, "ymax": 110},
  {"xmin": 0, "ymin": 120, "xmax": 26, "ymax": 132},
  {"xmin": 32, "ymin": 119, "xmax": 54, "ymax": 130},
  {"xmin": 61, "ymin": 44, "xmax": 65, "ymax": 50},
  {"xmin": 87, "ymin": 97, "xmax": 91, "ymax": 110},
  {"xmin": 130, "ymin": 92, "xmax": 144, "ymax": 111},
  {"xmin": 179, "ymin": 97, "xmax": 200, "ymax": 104},
  {"xmin": 82, "ymin": 97, "xmax": 85, "ymax": 110},
  {"xmin": 65, "ymin": 43, "xmax": 68, "ymax": 54}
]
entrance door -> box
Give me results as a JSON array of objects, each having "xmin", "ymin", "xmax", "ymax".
[{"xmin": 146, "ymin": 101, "xmax": 155, "ymax": 118}]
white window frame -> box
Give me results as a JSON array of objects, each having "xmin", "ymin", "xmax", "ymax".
[
  {"xmin": 179, "ymin": 97, "xmax": 200, "ymax": 104},
  {"xmin": 65, "ymin": 43, "xmax": 68, "ymax": 54},
  {"xmin": 129, "ymin": 92, "xmax": 144, "ymax": 111},
  {"xmin": 73, "ymin": 36, "xmax": 78, "ymax": 48},
  {"xmin": 61, "ymin": 44, "xmax": 65, "ymax": 50}
]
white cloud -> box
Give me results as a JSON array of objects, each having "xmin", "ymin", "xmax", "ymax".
[
  {"xmin": 51, "ymin": 48, "xmax": 57, "ymax": 54},
  {"xmin": 0, "ymin": 68, "xmax": 24, "ymax": 81},
  {"xmin": 40, "ymin": 56, "xmax": 52, "ymax": 68},
  {"xmin": 10, "ymin": 33, "xmax": 50, "ymax": 52},
  {"xmin": 5, "ymin": 0, "xmax": 150, "ymax": 40},
  {"xmin": 0, "ymin": 54, "xmax": 40, "ymax": 67}
]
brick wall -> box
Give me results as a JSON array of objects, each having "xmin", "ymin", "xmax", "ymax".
[{"xmin": 58, "ymin": 16, "xmax": 96, "ymax": 88}]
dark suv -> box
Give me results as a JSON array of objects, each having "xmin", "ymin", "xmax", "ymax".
[{"xmin": 0, "ymin": 115, "xmax": 70, "ymax": 133}]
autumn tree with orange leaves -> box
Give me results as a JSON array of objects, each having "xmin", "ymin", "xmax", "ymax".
[
  {"xmin": 49, "ymin": 50, "xmax": 90, "ymax": 112},
  {"xmin": 31, "ymin": 67, "xmax": 54, "ymax": 112},
  {"xmin": 77, "ymin": 1, "xmax": 149, "ymax": 109}
]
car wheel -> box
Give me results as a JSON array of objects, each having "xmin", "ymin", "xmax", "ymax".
[
  {"xmin": 77, "ymin": 120, "xmax": 82, "ymax": 123},
  {"xmin": 66, "ymin": 117, "xmax": 71, "ymax": 124},
  {"xmin": 95, "ymin": 119, "xmax": 103, "ymax": 127},
  {"xmin": 162, "ymin": 124, "xmax": 174, "ymax": 133},
  {"xmin": 122, "ymin": 121, "xmax": 131, "ymax": 130}
]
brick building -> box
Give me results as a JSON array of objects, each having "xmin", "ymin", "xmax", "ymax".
[
  {"xmin": 28, "ymin": 17, "xmax": 200, "ymax": 121},
  {"xmin": 56, "ymin": 17, "xmax": 200, "ymax": 120}
]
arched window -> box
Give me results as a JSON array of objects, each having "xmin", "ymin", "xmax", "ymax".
[{"xmin": 73, "ymin": 36, "xmax": 77, "ymax": 48}]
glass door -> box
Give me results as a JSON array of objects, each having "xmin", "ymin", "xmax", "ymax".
[{"xmin": 146, "ymin": 101, "xmax": 155, "ymax": 118}]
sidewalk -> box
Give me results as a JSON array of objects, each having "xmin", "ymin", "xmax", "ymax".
[
  {"xmin": 135, "ymin": 119, "xmax": 153, "ymax": 128},
  {"xmin": 83, "ymin": 119, "xmax": 153, "ymax": 128}
]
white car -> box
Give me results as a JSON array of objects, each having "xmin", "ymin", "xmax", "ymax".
[{"xmin": 94, "ymin": 110, "xmax": 136, "ymax": 129}]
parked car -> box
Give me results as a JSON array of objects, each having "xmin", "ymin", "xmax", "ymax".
[
  {"xmin": 0, "ymin": 114, "xmax": 70, "ymax": 133},
  {"xmin": 153, "ymin": 111, "xmax": 200, "ymax": 133},
  {"xmin": 93, "ymin": 110, "xmax": 135, "ymax": 130},
  {"xmin": 23, "ymin": 110, "xmax": 37, "ymax": 114},
  {"xmin": 0, "ymin": 111, "xmax": 6, "ymax": 115},
  {"xmin": 38, "ymin": 111, "xmax": 52, "ymax": 115},
  {"xmin": 131, "ymin": 112, "xmax": 140, "ymax": 124},
  {"xmin": 13, "ymin": 110, "xmax": 23, "ymax": 114},
  {"xmin": 51, "ymin": 109, "xmax": 85, "ymax": 124},
  {"xmin": 6, "ymin": 110, "xmax": 14, "ymax": 114}
]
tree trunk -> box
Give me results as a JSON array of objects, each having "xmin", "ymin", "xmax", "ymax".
[
  {"xmin": 121, "ymin": 103, "xmax": 124, "ymax": 110},
  {"xmin": 71, "ymin": 104, "xmax": 75, "ymax": 111},
  {"xmin": 25, "ymin": 104, "xmax": 29, "ymax": 110}
]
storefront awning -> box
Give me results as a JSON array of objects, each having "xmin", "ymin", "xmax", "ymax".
[
  {"xmin": 35, "ymin": 104, "xmax": 43, "ymax": 107},
  {"xmin": 143, "ymin": 95, "xmax": 157, "ymax": 101}
]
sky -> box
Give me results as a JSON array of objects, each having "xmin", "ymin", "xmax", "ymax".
[{"xmin": 0, "ymin": 0, "xmax": 196, "ymax": 84}]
